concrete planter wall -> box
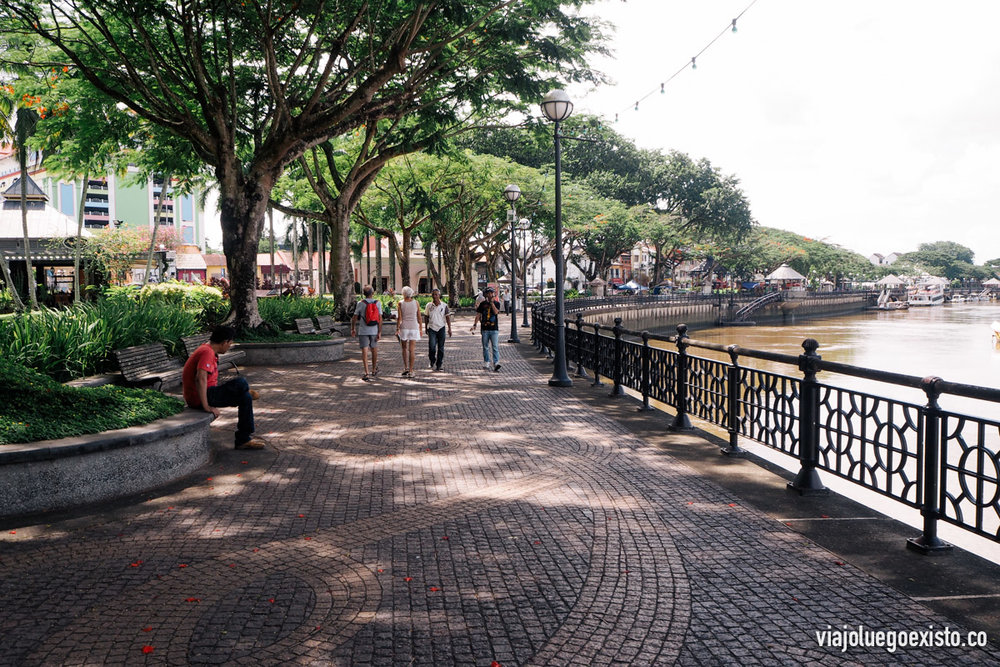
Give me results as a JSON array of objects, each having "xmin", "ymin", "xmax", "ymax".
[
  {"xmin": 0, "ymin": 410, "xmax": 212, "ymax": 519},
  {"xmin": 236, "ymin": 338, "xmax": 345, "ymax": 366}
]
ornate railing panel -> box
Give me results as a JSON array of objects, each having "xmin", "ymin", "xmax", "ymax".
[
  {"xmin": 939, "ymin": 412, "xmax": 1000, "ymax": 540},
  {"xmin": 815, "ymin": 385, "xmax": 922, "ymax": 507},
  {"xmin": 738, "ymin": 367, "xmax": 800, "ymax": 455},
  {"xmin": 687, "ymin": 354, "xmax": 730, "ymax": 429}
]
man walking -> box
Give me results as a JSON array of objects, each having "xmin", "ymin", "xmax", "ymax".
[
  {"xmin": 423, "ymin": 288, "xmax": 452, "ymax": 371},
  {"xmin": 351, "ymin": 285, "xmax": 383, "ymax": 381},
  {"xmin": 471, "ymin": 286, "xmax": 501, "ymax": 372},
  {"xmin": 182, "ymin": 326, "xmax": 265, "ymax": 450}
]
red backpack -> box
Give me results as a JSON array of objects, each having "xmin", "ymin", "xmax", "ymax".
[{"xmin": 363, "ymin": 299, "xmax": 381, "ymax": 327}]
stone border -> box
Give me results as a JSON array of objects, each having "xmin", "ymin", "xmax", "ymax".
[
  {"xmin": 237, "ymin": 337, "xmax": 345, "ymax": 365},
  {"xmin": 0, "ymin": 410, "xmax": 212, "ymax": 519}
]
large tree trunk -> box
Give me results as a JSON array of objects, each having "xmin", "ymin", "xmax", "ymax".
[
  {"xmin": 328, "ymin": 200, "xmax": 356, "ymax": 320},
  {"xmin": 397, "ymin": 228, "xmax": 411, "ymax": 288},
  {"xmin": 73, "ymin": 171, "xmax": 90, "ymax": 304},
  {"xmin": 218, "ymin": 163, "xmax": 275, "ymax": 330}
]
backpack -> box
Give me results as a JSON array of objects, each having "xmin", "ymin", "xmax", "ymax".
[{"xmin": 363, "ymin": 299, "xmax": 381, "ymax": 327}]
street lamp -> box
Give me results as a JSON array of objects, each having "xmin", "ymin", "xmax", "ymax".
[
  {"xmin": 520, "ymin": 217, "xmax": 531, "ymax": 328},
  {"xmin": 503, "ymin": 184, "xmax": 521, "ymax": 343},
  {"xmin": 540, "ymin": 89, "xmax": 573, "ymax": 386}
]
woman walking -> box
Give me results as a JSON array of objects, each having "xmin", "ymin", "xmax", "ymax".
[{"xmin": 396, "ymin": 286, "xmax": 423, "ymax": 377}]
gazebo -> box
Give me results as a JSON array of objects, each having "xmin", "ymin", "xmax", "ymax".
[
  {"xmin": 765, "ymin": 264, "xmax": 806, "ymax": 288},
  {"xmin": 875, "ymin": 274, "xmax": 905, "ymax": 287}
]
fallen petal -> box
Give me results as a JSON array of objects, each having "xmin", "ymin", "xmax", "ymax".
[{"xmin": 142, "ymin": 646, "xmax": 154, "ymax": 654}]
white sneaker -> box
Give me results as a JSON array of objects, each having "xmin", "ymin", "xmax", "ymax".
[{"xmin": 483, "ymin": 362, "xmax": 492, "ymax": 370}]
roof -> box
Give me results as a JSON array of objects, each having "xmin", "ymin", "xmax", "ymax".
[
  {"xmin": 174, "ymin": 253, "xmax": 207, "ymax": 270},
  {"xmin": 2, "ymin": 174, "xmax": 47, "ymax": 201},
  {"xmin": 203, "ymin": 253, "xmax": 227, "ymax": 267},
  {"xmin": 765, "ymin": 264, "xmax": 806, "ymax": 281},
  {"xmin": 0, "ymin": 202, "xmax": 91, "ymax": 240}
]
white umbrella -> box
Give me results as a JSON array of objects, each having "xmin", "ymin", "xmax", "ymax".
[{"xmin": 765, "ymin": 264, "xmax": 806, "ymax": 281}]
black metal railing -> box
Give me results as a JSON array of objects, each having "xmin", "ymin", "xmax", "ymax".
[{"xmin": 532, "ymin": 303, "xmax": 1000, "ymax": 553}]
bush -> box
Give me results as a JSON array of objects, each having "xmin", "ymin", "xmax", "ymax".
[
  {"xmin": 256, "ymin": 295, "xmax": 338, "ymax": 330},
  {"xmin": 0, "ymin": 300, "xmax": 201, "ymax": 381},
  {"xmin": 0, "ymin": 358, "xmax": 184, "ymax": 444}
]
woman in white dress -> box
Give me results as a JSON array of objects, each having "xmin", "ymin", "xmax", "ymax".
[{"xmin": 396, "ymin": 286, "xmax": 424, "ymax": 377}]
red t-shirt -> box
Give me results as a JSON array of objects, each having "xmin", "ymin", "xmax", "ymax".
[{"xmin": 182, "ymin": 343, "xmax": 218, "ymax": 408}]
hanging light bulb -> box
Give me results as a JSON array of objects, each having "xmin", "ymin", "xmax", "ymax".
[
  {"xmin": 634, "ymin": 101, "xmax": 639, "ymax": 111},
  {"xmin": 731, "ymin": 19, "xmax": 737, "ymax": 33},
  {"xmin": 691, "ymin": 56, "xmax": 697, "ymax": 69},
  {"xmin": 660, "ymin": 83, "xmax": 665, "ymax": 94},
  {"xmin": 614, "ymin": 113, "xmax": 619, "ymax": 123}
]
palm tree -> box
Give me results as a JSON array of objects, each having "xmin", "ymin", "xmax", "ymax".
[
  {"xmin": 15, "ymin": 106, "xmax": 41, "ymax": 309},
  {"xmin": 0, "ymin": 92, "xmax": 24, "ymax": 309}
]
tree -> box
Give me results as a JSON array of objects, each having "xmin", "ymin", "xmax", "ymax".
[
  {"xmin": 902, "ymin": 241, "xmax": 978, "ymax": 280},
  {"xmin": 1, "ymin": 1, "xmax": 607, "ymax": 327}
]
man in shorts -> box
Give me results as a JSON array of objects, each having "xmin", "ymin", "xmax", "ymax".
[
  {"xmin": 351, "ymin": 285, "xmax": 383, "ymax": 381},
  {"xmin": 182, "ymin": 326, "xmax": 265, "ymax": 450}
]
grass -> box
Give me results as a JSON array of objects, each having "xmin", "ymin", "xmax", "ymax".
[{"xmin": 0, "ymin": 358, "xmax": 184, "ymax": 445}]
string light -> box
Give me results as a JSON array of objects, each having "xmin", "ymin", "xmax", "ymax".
[{"xmin": 613, "ymin": 0, "xmax": 758, "ymax": 117}]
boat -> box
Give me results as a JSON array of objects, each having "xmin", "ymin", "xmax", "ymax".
[
  {"xmin": 993, "ymin": 321, "xmax": 1000, "ymax": 344},
  {"xmin": 869, "ymin": 288, "xmax": 909, "ymax": 310},
  {"xmin": 907, "ymin": 281, "xmax": 945, "ymax": 307}
]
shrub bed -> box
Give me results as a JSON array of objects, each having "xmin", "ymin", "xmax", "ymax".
[{"xmin": 0, "ymin": 358, "xmax": 184, "ymax": 445}]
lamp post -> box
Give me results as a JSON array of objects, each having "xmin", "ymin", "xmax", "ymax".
[
  {"xmin": 520, "ymin": 218, "xmax": 531, "ymax": 328},
  {"xmin": 503, "ymin": 184, "xmax": 521, "ymax": 343},
  {"xmin": 541, "ymin": 89, "xmax": 573, "ymax": 386}
]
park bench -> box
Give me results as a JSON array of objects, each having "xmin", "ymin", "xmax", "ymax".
[
  {"xmin": 181, "ymin": 333, "xmax": 246, "ymax": 373},
  {"xmin": 113, "ymin": 343, "xmax": 184, "ymax": 390},
  {"xmin": 294, "ymin": 317, "xmax": 331, "ymax": 336},
  {"xmin": 315, "ymin": 315, "xmax": 344, "ymax": 336}
]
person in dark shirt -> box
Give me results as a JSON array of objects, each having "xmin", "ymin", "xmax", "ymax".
[{"xmin": 470, "ymin": 286, "xmax": 502, "ymax": 372}]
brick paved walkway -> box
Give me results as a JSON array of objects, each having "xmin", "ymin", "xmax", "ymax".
[{"xmin": 1, "ymin": 316, "xmax": 998, "ymax": 665}]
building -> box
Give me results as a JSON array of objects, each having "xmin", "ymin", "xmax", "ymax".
[
  {"xmin": 0, "ymin": 174, "xmax": 91, "ymax": 302},
  {"xmin": 0, "ymin": 149, "xmax": 209, "ymax": 250},
  {"xmin": 869, "ymin": 252, "xmax": 902, "ymax": 266}
]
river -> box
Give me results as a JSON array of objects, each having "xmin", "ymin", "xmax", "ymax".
[{"xmin": 647, "ymin": 301, "xmax": 1000, "ymax": 564}]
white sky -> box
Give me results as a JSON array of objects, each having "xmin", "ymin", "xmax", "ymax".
[
  {"xmin": 570, "ymin": 0, "xmax": 1000, "ymax": 263},
  {"xmin": 209, "ymin": 1, "xmax": 1000, "ymax": 263}
]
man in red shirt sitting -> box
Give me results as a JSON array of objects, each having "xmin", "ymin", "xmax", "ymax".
[{"xmin": 182, "ymin": 326, "xmax": 265, "ymax": 450}]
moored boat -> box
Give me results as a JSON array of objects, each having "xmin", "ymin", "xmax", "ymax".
[{"xmin": 908, "ymin": 281, "xmax": 945, "ymax": 307}]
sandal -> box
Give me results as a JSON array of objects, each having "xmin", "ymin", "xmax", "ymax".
[{"xmin": 362, "ymin": 374, "xmax": 370, "ymax": 381}]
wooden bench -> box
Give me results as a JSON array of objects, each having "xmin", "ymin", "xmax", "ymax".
[
  {"xmin": 315, "ymin": 315, "xmax": 343, "ymax": 336},
  {"xmin": 113, "ymin": 343, "xmax": 184, "ymax": 390},
  {"xmin": 294, "ymin": 317, "xmax": 331, "ymax": 336},
  {"xmin": 181, "ymin": 333, "xmax": 247, "ymax": 373}
]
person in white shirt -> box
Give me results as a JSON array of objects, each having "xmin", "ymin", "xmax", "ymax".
[{"xmin": 423, "ymin": 288, "xmax": 453, "ymax": 371}]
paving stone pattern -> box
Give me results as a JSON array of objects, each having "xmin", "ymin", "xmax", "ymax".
[{"xmin": 1, "ymin": 318, "xmax": 997, "ymax": 666}]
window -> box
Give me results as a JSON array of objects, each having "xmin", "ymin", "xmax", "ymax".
[
  {"xmin": 182, "ymin": 225, "xmax": 194, "ymax": 244},
  {"xmin": 59, "ymin": 183, "xmax": 75, "ymax": 217}
]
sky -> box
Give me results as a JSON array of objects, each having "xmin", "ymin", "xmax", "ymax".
[
  {"xmin": 207, "ymin": 1, "xmax": 1000, "ymax": 264},
  {"xmin": 568, "ymin": 0, "xmax": 1000, "ymax": 263}
]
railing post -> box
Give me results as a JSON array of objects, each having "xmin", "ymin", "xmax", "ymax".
[
  {"xmin": 609, "ymin": 317, "xmax": 625, "ymax": 397},
  {"xmin": 531, "ymin": 304, "xmax": 540, "ymax": 350},
  {"xmin": 639, "ymin": 331, "xmax": 653, "ymax": 411},
  {"xmin": 590, "ymin": 323, "xmax": 604, "ymax": 387},
  {"xmin": 787, "ymin": 338, "xmax": 828, "ymax": 495},
  {"xmin": 721, "ymin": 344, "xmax": 746, "ymax": 456},
  {"xmin": 906, "ymin": 376, "xmax": 953, "ymax": 554},
  {"xmin": 575, "ymin": 313, "xmax": 590, "ymax": 379},
  {"xmin": 668, "ymin": 324, "xmax": 693, "ymax": 431}
]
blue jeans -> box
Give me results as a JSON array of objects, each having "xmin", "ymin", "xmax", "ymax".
[
  {"xmin": 207, "ymin": 376, "xmax": 255, "ymax": 445},
  {"xmin": 481, "ymin": 329, "xmax": 500, "ymax": 365},
  {"xmin": 428, "ymin": 327, "xmax": 447, "ymax": 368}
]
